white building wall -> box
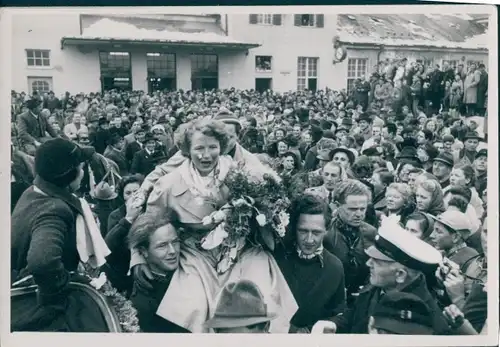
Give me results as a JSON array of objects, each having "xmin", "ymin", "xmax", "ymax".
[{"xmin": 226, "ymin": 14, "xmax": 339, "ymax": 92}]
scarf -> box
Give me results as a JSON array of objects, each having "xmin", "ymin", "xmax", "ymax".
[
  {"xmin": 184, "ymin": 155, "xmax": 233, "ymax": 200},
  {"xmin": 333, "ymin": 216, "xmax": 360, "ymax": 247},
  {"xmin": 296, "ymin": 245, "xmax": 324, "ymax": 267},
  {"xmin": 75, "ymin": 197, "xmax": 111, "ymax": 268}
]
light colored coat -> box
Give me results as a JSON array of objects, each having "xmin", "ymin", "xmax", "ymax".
[{"xmin": 463, "ymin": 70, "xmax": 481, "ymax": 104}]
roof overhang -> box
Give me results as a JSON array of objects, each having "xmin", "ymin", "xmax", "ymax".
[
  {"xmin": 339, "ymin": 40, "xmax": 488, "ymax": 53},
  {"xmin": 61, "ymin": 37, "xmax": 260, "ymax": 51}
]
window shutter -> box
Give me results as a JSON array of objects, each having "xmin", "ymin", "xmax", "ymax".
[
  {"xmin": 316, "ymin": 14, "xmax": 324, "ymax": 28},
  {"xmin": 249, "ymin": 14, "xmax": 258, "ymax": 24},
  {"xmin": 272, "ymin": 14, "xmax": 282, "ymax": 26},
  {"xmin": 294, "ymin": 14, "xmax": 301, "ymax": 26}
]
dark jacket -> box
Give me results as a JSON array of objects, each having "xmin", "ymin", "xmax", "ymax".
[
  {"xmin": 476, "ymin": 70, "xmax": 488, "ymax": 108},
  {"xmin": 131, "ymin": 148, "xmax": 166, "ymax": 177},
  {"xmin": 323, "ymin": 217, "xmax": 377, "ymax": 300},
  {"xmin": 274, "ymin": 248, "xmax": 346, "ymax": 331},
  {"xmin": 90, "ymin": 129, "xmax": 111, "ymax": 155},
  {"xmin": 332, "ymin": 273, "xmax": 450, "ymax": 334},
  {"xmin": 16, "ymin": 111, "xmax": 58, "ymax": 145},
  {"xmin": 125, "ymin": 140, "xmax": 142, "ymax": 164},
  {"xmin": 303, "ymin": 145, "xmax": 319, "ymax": 172},
  {"xmin": 104, "ymin": 146, "xmax": 129, "ymax": 177},
  {"xmin": 130, "ymin": 274, "xmax": 190, "ymax": 333},
  {"xmin": 104, "ymin": 205, "xmax": 133, "ymax": 295}
]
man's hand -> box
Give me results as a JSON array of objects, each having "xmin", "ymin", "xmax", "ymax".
[
  {"xmin": 311, "ymin": 320, "xmax": 337, "ymax": 334},
  {"xmin": 125, "ymin": 194, "xmax": 143, "ymax": 224},
  {"xmin": 132, "ymin": 264, "xmax": 154, "ymax": 290},
  {"xmin": 443, "ymin": 269, "xmax": 466, "ymax": 305}
]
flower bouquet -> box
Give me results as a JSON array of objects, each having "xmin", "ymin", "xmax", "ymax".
[{"xmin": 200, "ymin": 163, "xmax": 291, "ymax": 274}]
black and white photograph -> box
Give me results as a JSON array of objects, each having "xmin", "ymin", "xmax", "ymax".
[{"xmin": 2, "ymin": 4, "xmax": 498, "ymax": 347}]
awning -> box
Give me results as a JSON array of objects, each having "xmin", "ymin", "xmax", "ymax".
[{"xmin": 61, "ymin": 18, "xmax": 260, "ymax": 50}]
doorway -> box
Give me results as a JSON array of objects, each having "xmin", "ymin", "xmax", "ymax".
[{"xmin": 255, "ymin": 78, "xmax": 272, "ymax": 92}]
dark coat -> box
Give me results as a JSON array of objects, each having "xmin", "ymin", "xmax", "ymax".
[
  {"xmin": 323, "ymin": 218, "xmax": 377, "ymax": 300},
  {"xmin": 125, "ymin": 141, "xmax": 142, "ymax": 164},
  {"xmin": 90, "ymin": 129, "xmax": 111, "ymax": 155},
  {"xmin": 476, "ymin": 70, "xmax": 488, "ymax": 108},
  {"xmin": 16, "ymin": 111, "xmax": 58, "ymax": 145},
  {"xmin": 331, "ymin": 273, "xmax": 450, "ymax": 334},
  {"xmin": 131, "ymin": 148, "xmax": 165, "ymax": 177},
  {"xmin": 130, "ymin": 275, "xmax": 190, "ymax": 333},
  {"xmin": 354, "ymin": 81, "xmax": 371, "ymax": 109},
  {"xmin": 303, "ymin": 145, "xmax": 319, "ymax": 171},
  {"xmin": 104, "ymin": 146, "xmax": 129, "ymax": 177},
  {"xmin": 274, "ymin": 248, "xmax": 346, "ymax": 331},
  {"xmin": 10, "ymin": 176, "xmax": 107, "ymax": 332},
  {"xmin": 103, "ymin": 205, "xmax": 133, "ymax": 295}
]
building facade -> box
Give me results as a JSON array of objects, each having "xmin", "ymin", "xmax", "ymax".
[{"xmin": 11, "ymin": 12, "xmax": 489, "ymax": 95}]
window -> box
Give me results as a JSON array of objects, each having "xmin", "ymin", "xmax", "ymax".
[
  {"xmin": 442, "ymin": 60, "xmax": 458, "ymax": 70},
  {"xmin": 249, "ymin": 14, "xmax": 282, "ymax": 26},
  {"xmin": 191, "ymin": 54, "xmax": 218, "ymax": 90},
  {"xmin": 416, "ymin": 59, "xmax": 434, "ymax": 69},
  {"xmin": 26, "ymin": 49, "xmax": 50, "ymax": 67},
  {"xmin": 347, "ymin": 58, "xmax": 367, "ymax": 94},
  {"xmin": 294, "ymin": 14, "xmax": 324, "ymax": 28},
  {"xmin": 467, "ymin": 60, "xmax": 483, "ymax": 69},
  {"xmin": 28, "ymin": 77, "xmax": 52, "ymax": 94},
  {"xmin": 297, "ymin": 57, "xmax": 318, "ymax": 91},
  {"xmin": 147, "ymin": 53, "xmax": 176, "ymax": 91},
  {"xmin": 255, "ymin": 56, "xmax": 272, "ymax": 72},
  {"xmin": 99, "ymin": 51, "xmax": 132, "ymax": 91}
]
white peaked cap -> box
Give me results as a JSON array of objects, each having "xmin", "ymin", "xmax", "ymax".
[{"xmin": 366, "ymin": 215, "xmax": 442, "ymax": 272}]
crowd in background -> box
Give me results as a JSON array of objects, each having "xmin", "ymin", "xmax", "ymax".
[{"xmin": 10, "ymin": 60, "xmax": 489, "ymax": 335}]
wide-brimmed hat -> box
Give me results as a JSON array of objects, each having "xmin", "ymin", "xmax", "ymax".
[
  {"xmin": 92, "ymin": 181, "xmax": 118, "ymax": 201},
  {"xmin": 432, "ymin": 152, "xmax": 454, "ymax": 167},
  {"xmin": 464, "ymin": 131, "xmax": 482, "ymax": 141},
  {"xmin": 204, "ymin": 280, "xmax": 277, "ymax": 329},
  {"xmin": 341, "ymin": 117, "xmax": 353, "ymax": 126},
  {"xmin": 331, "ymin": 146, "xmax": 355, "ymax": 165},
  {"xmin": 396, "ymin": 146, "xmax": 420, "ymax": 163},
  {"xmin": 143, "ymin": 132, "xmax": 156, "ymax": 144}
]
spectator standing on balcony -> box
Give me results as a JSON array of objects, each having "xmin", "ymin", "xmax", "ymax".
[
  {"xmin": 476, "ymin": 64, "xmax": 488, "ymax": 117},
  {"xmin": 463, "ymin": 64, "xmax": 481, "ymax": 117}
]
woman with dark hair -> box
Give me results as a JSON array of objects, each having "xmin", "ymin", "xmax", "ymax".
[
  {"xmin": 104, "ymin": 174, "xmax": 145, "ymax": 295},
  {"xmin": 405, "ymin": 212, "xmax": 434, "ymax": 243}
]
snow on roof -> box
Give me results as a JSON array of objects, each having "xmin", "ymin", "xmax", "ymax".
[
  {"xmin": 338, "ymin": 14, "xmax": 489, "ymax": 50},
  {"xmin": 76, "ymin": 18, "xmax": 256, "ymax": 46}
]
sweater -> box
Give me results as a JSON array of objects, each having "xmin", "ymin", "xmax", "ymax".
[{"xmin": 274, "ymin": 248, "xmax": 346, "ymax": 331}]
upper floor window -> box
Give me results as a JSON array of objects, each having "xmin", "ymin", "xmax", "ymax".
[
  {"xmin": 26, "ymin": 49, "xmax": 50, "ymax": 67},
  {"xmin": 249, "ymin": 14, "xmax": 282, "ymax": 26},
  {"xmin": 256, "ymin": 56, "xmax": 272, "ymax": 72},
  {"xmin": 467, "ymin": 60, "xmax": 483, "ymax": 69},
  {"xmin": 294, "ymin": 14, "xmax": 324, "ymax": 28},
  {"xmin": 442, "ymin": 60, "xmax": 458, "ymax": 70}
]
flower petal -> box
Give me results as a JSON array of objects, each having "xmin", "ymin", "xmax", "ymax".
[{"xmin": 201, "ymin": 224, "xmax": 228, "ymax": 250}]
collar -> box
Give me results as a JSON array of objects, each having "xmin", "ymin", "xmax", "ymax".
[
  {"xmin": 446, "ymin": 242, "xmax": 468, "ymax": 259},
  {"xmin": 144, "ymin": 147, "xmax": 153, "ymax": 156},
  {"xmin": 296, "ymin": 245, "xmax": 324, "ymax": 267},
  {"xmin": 30, "ymin": 111, "xmax": 38, "ymax": 119},
  {"xmin": 33, "ymin": 175, "xmax": 83, "ymax": 215}
]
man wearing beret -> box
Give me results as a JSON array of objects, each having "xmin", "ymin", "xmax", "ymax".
[
  {"xmin": 328, "ymin": 216, "xmax": 449, "ymax": 334},
  {"xmin": 16, "ymin": 98, "xmax": 59, "ymax": 155},
  {"xmin": 456, "ymin": 131, "xmax": 482, "ymax": 166},
  {"xmin": 432, "ymin": 152, "xmax": 454, "ymax": 189}
]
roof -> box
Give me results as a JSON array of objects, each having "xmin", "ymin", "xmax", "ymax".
[
  {"xmin": 337, "ymin": 14, "xmax": 489, "ymax": 50},
  {"xmin": 62, "ymin": 17, "xmax": 259, "ymax": 49}
]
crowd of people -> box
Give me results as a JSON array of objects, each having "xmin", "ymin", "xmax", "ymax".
[{"xmin": 10, "ymin": 63, "xmax": 489, "ymax": 336}]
